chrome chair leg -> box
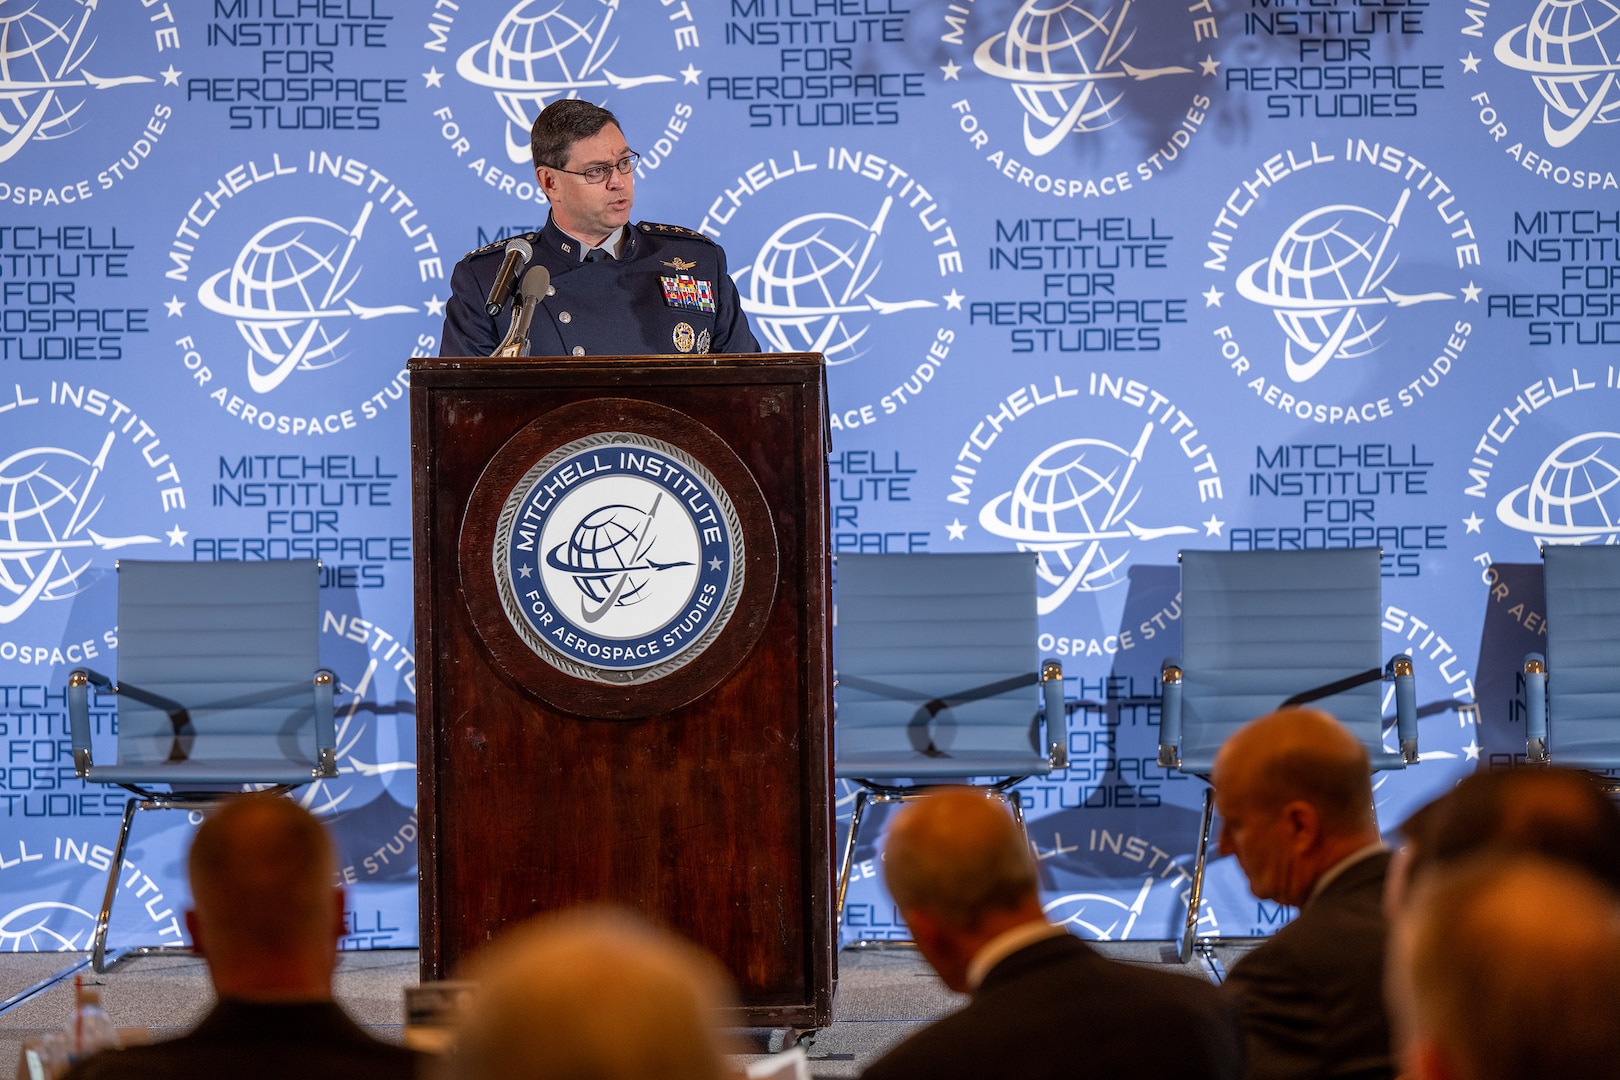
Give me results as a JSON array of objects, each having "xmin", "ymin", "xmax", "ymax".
[
  {"xmin": 834, "ymin": 789, "xmax": 869, "ymax": 935},
  {"xmin": 92, "ymin": 797, "xmax": 140, "ymax": 974},
  {"xmin": 1179, "ymin": 786, "xmax": 1216, "ymax": 965},
  {"xmin": 1000, "ymin": 788, "xmax": 1027, "ymax": 831}
]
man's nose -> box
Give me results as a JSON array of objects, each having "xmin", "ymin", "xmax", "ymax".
[{"xmin": 605, "ymin": 167, "xmax": 628, "ymax": 191}]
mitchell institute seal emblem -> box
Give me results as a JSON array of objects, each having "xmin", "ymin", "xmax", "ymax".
[{"xmin": 494, "ymin": 432, "xmax": 743, "ymax": 683}]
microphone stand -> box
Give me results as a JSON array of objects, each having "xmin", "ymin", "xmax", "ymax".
[{"xmin": 492, "ymin": 266, "xmax": 552, "ymax": 358}]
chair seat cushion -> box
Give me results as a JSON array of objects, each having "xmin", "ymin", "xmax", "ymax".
[
  {"xmin": 87, "ymin": 760, "xmax": 318, "ymax": 786},
  {"xmin": 835, "ymin": 750, "xmax": 1050, "ymax": 779}
]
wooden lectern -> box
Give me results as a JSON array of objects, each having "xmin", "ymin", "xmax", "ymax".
[{"xmin": 409, "ymin": 353, "xmax": 833, "ymax": 1028}]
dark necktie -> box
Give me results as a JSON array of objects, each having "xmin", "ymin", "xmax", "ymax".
[{"xmin": 585, "ymin": 247, "xmax": 610, "ymax": 262}]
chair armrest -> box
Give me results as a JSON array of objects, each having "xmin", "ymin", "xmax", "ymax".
[
  {"xmin": 313, "ymin": 669, "xmax": 338, "ymax": 778},
  {"xmin": 1158, "ymin": 658, "xmax": 1183, "ymax": 769},
  {"xmin": 1041, "ymin": 659, "xmax": 1067, "ymax": 769},
  {"xmin": 67, "ymin": 668, "xmax": 113, "ymax": 776},
  {"xmin": 1523, "ymin": 653, "xmax": 1548, "ymax": 763},
  {"xmin": 1386, "ymin": 654, "xmax": 1418, "ymax": 765}
]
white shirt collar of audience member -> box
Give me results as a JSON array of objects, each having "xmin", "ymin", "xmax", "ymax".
[
  {"xmin": 964, "ymin": 920, "xmax": 1070, "ymax": 991},
  {"xmin": 1306, "ymin": 841, "xmax": 1387, "ymax": 908}
]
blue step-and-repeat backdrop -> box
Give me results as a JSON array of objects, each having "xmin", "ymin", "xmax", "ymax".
[{"xmin": 0, "ymin": 0, "xmax": 1614, "ymax": 953}]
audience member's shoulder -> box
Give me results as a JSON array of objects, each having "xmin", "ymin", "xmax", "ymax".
[{"xmin": 64, "ymin": 1038, "xmax": 418, "ymax": 1080}]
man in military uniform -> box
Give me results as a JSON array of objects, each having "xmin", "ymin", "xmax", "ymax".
[{"xmin": 441, "ymin": 100, "xmax": 758, "ymax": 358}]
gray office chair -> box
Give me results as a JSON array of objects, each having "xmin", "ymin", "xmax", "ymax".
[
  {"xmin": 1525, "ymin": 545, "xmax": 1620, "ymax": 790},
  {"xmin": 833, "ymin": 552, "xmax": 1065, "ymax": 938},
  {"xmin": 1157, "ymin": 548, "xmax": 1418, "ymax": 961},
  {"xmin": 67, "ymin": 559, "xmax": 337, "ymax": 971}
]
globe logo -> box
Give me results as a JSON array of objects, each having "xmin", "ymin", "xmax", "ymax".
[
  {"xmin": 736, "ymin": 197, "xmax": 937, "ymax": 366},
  {"xmin": 1495, "ymin": 0, "xmax": 1620, "ymax": 148},
  {"xmin": 0, "ymin": 433, "xmax": 158, "ymax": 625},
  {"xmin": 499, "ymin": 437, "xmax": 741, "ymax": 681},
  {"xmin": 973, "ymin": 0, "xmax": 1192, "ymax": 156},
  {"xmin": 1496, "ymin": 431, "xmax": 1620, "ymax": 545},
  {"xmin": 1235, "ymin": 189, "xmax": 1454, "ymax": 383},
  {"xmin": 0, "ymin": 901, "xmax": 96, "ymax": 951},
  {"xmin": 457, "ymin": 0, "xmax": 675, "ymax": 165},
  {"xmin": 196, "ymin": 203, "xmax": 417, "ymax": 395},
  {"xmin": 0, "ymin": 0, "xmax": 154, "ymax": 164},
  {"xmin": 978, "ymin": 424, "xmax": 1194, "ymax": 614},
  {"xmin": 545, "ymin": 497, "xmax": 695, "ymax": 624},
  {"xmin": 1044, "ymin": 879, "xmax": 1153, "ymax": 940}
]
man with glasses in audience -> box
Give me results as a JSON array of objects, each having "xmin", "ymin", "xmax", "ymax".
[{"xmin": 441, "ymin": 100, "xmax": 758, "ymax": 358}]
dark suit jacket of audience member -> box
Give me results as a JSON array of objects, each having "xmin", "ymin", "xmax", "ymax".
[
  {"xmin": 64, "ymin": 998, "xmax": 418, "ymax": 1080},
  {"xmin": 861, "ymin": 931, "xmax": 1244, "ymax": 1080},
  {"xmin": 1224, "ymin": 851, "xmax": 1395, "ymax": 1080}
]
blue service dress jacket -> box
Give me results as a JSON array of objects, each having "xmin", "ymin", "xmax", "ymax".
[{"xmin": 439, "ymin": 216, "xmax": 759, "ymax": 358}]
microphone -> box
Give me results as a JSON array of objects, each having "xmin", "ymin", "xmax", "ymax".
[
  {"xmin": 483, "ymin": 237, "xmax": 533, "ymax": 317},
  {"xmin": 493, "ymin": 266, "xmax": 551, "ymax": 358}
]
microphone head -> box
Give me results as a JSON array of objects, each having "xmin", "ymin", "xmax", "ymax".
[
  {"xmin": 520, "ymin": 265, "xmax": 550, "ymax": 301},
  {"xmin": 506, "ymin": 236, "xmax": 533, "ymax": 263}
]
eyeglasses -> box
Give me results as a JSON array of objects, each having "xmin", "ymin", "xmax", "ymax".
[{"xmin": 546, "ymin": 152, "xmax": 640, "ymax": 184}]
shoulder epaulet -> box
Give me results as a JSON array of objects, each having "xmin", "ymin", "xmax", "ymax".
[
  {"xmin": 637, "ymin": 221, "xmax": 716, "ymax": 244},
  {"xmin": 463, "ymin": 231, "xmax": 540, "ymax": 259}
]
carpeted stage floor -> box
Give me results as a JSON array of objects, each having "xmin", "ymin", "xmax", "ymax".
[{"xmin": 0, "ymin": 942, "xmax": 1252, "ymax": 1077}]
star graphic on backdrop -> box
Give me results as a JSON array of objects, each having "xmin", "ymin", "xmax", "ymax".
[
  {"xmin": 941, "ymin": 60, "xmax": 962, "ymax": 81},
  {"xmin": 1199, "ymin": 55, "xmax": 1220, "ymax": 76},
  {"xmin": 1462, "ymin": 281, "xmax": 1482, "ymax": 303},
  {"xmin": 1463, "ymin": 739, "xmax": 1482, "ymax": 761},
  {"xmin": 682, "ymin": 64, "xmax": 702, "ymax": 85},
  {"xmin": 160, "ymin": 65, "xmax": 182, "ymax": 86},
  {"xmin": 946, "ymin": 519, "xmax": 967, "ymax": 541},
  {"xmin": 423, "ymin": 67, "xmax": 444, "ymax": 88},
  {"xmin": 1202, "ymin": 285, "xmax": 1224, "ymax": 308},
  {"xmin": 1460, "ymin": 53, "xmax": 1482, "ymax": 74},
  {"xmin": 1463, "ymin": 512, "xmax": 1484, "ymax": 534},
  {"xmin": 709, "ymin": 557, "xmax": 724, "ymax": 571},
  {"xmin": 1203, "ymin": 515, "xmax": 1225, "ymax": 537},
  {"xmin": 164, "ymin": 295, "xmax": 185, "ymax": 317},
  {"xmin": 518, "ymin": 564, "xmax": 532, "ymax": 578},
  {"xmin": 166, "ymin": 525, "xmax": 187, "ymax": 546},
  {"xmin": 944, "ymin": 289, "xmax": 965, "ymax": 311},
  {"xmin": 425, "ymin": 295, "xmax": 446, "ymax": 317}
]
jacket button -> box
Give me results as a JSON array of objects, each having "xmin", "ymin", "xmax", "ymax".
[
  {"xmin": 572, "ymin": 346, "xmax": 585, "ymax": 356},
  {"xmin": 559, "ymin": 311, "xmax": 572, "ymax": 323},
  {"xmin": 546, "ymin": 285, "xmax": 555, "ymax": 296}
]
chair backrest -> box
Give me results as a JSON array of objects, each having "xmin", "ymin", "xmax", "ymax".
[
  {"xmin": 834, "ymin": 553, "xmax": 1045, "ymax": 778},
  {"xmin": 1178, "ymin": 548, "xmax": 1398, "ymax": 772},
  {"xmin": 114, "ymin": 560, "xmax": 323, "ymax": 767},
  {"xmin": 1542, "ymin": 545, "xmax": 1620, "ymax": 769}
]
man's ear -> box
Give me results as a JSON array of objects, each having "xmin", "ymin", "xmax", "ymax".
[
  {"xmin": 330, "ymin": 886, "xmax": 347, "ymax": 944},
  {"xmin": 185, "ymin": 909, "xmax": 205, "ymax": 958},
  {"xmin": 1282, "ymin": 800, "xmax": 1322, "ymax": 853},
  {"xmin": 536, "ymin": 167, "xmax": 557, "ymax": 198},
  {"xmin": 901, "ymin": 906, "xmax": 944, "ymax": 952}
]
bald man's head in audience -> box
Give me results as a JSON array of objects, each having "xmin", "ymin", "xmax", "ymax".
[
  {"xmin": 1390, "ymin": 856, "xmax": 1620, "ymax": 1080},
  {"xmin": 1211, "ymin": 708, "xmax": 1380, "ymax": 907},
  {"xmin": 450, "ymin": 908, "xmax": 735, "ymax": 1080},
  {"xmin": 186, "ymin": 795, "xmax": 347, "ymax": 1001},
  {"xmin": 882, "ymin": 787, "xmax": 1045, "ymax": 992}
]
